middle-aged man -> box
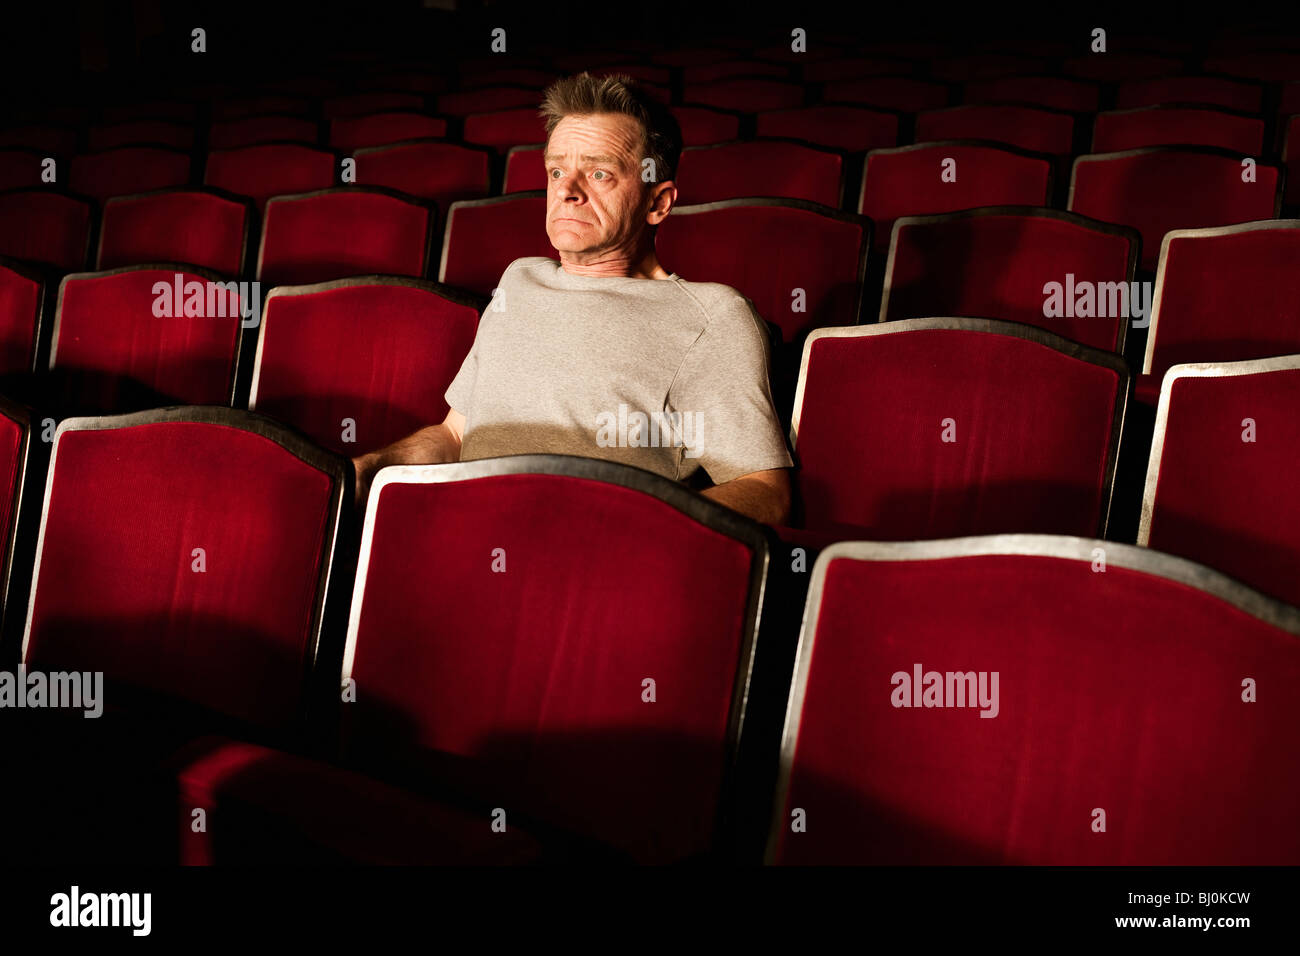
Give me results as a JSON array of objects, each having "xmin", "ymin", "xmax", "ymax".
[{"xmin": 352, "ymin": 72, "xmax": 793, "ymax": 524}]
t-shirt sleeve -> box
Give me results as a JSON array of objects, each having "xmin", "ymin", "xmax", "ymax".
[
  {"xmin": 668, "ymin": 295, "xmax": 794, "ymax": 485},
  {"xmin": 443, "ymin": 260, "xmax": 517, "ymax": 416}
]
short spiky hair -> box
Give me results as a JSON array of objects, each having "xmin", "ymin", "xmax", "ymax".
[{"xmin": 539, "ymin": 72, "xmax": 683, "ymax": 185}]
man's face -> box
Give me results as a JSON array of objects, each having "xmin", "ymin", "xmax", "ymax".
[{"xmin": 544, "ymin": 113, "xmax": 663, "ymax": 260}]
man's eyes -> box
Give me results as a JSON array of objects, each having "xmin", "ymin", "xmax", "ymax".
[{"xmin": 548, "ymin": 168, "xmax": 612, "ymax": 180}]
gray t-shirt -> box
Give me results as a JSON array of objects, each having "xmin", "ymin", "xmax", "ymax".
[{"xmin": 445, "ymin": 257, "xmax": 793, "ymax": 485}]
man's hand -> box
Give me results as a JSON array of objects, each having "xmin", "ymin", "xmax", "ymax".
[
  {"xmin": 351, "ymin": 409, "xmax": 467, "ymax": 511},
  {"xmin": 701, "ymin": 468, "xmax": 791, "ymax": 526}
]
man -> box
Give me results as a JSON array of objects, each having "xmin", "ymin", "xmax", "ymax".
[{"xmin": 352, "ymin": 72, "xmax": 793, "ymax": 524}]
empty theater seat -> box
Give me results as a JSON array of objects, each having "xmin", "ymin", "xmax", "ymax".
[
  {"xmin": 1203, "ymin": 49, "xmax": 1300, "ymax": 83},
  {"xmin": 462, "ymin": 108, "xmax": 547, "ymax": 152},
  {"xmin": 1140, "ymin": 357, "xmax": 1300, "ymax": 606},
  {"xmin": 0, "ymin": 149, "xmax": 48, "ymax": 191},
  {"xmin": 51, "ymin": 265, "xmax": 246, "ymax": 411},
  {"xmin": 22, "ymin": 408, "xmax": 347, "ymax": 732},
  {"xmin": 914, "ymin": 104, "xmax": 1076, "ymax": 156},
  {"xmin": 676, "ymin": 140, "xmax": 846, "ymax": 207},
  {"xmin": 1115, "ymin": 75, "xmax": 1265, "ymax": 112},
  {"xmin": 685, "ymin": 77, "xmax": 804, "ymax": 112},
  {"xmin": 340, "ymin": 456, "xmax": 770, "ymax": 862},
  {"xmin": 0, "ymin": 189, "xmax": 93, "ymax": 272},
  {"xmin": 208, "ymin": 114, "xmax": 322, "ymax": 150},
  {"xmin": 768, "ymin": 536, "xmax": 1300, "ymax": 865},
  {"xmin": 323, "ymin": 91, "xmax": 425, "ymax": 119},
  {"xmin": 962, "ymin": 74, "xmax": 1100, "ymax": 113},
  {"xmin": 352, "ymin": 140, "xmax": 491, "ymax": 208},
  {"xmin": 204, "ymin": 143, "xmax": 338, "ymax": 213},
  {"xmin": 68, "ymin": 146, "xmax": 191, "ymax": 203},
  {"xmin": 503, "ymin": 145, "xmax": 546, "ymax": 192},
  {"xmin": 755, "ymin": 105, "xmax": 900, "ymax": 153},
  {"xmin": 435, "ymin": 85, "xmax": 540, "ymax": 117},
  {"xmin": 86, "ymin": 120, "xmax": 195, "ymax": 152},
  {"xmin": 1068, "ymin": 147, "xmax": 1283, "ymax": 270},
  {"xmin": 257, "ymin": 188, "xmax": 434, "ymax": 286},
  {"xmin": 0, "ymin": 125, "xmax": 79, "ymax": 156},
  {"xmin": 439, "ymin": 192, "xmax": 553, "ymax": 297},
  {"xmin": 670, "ymin": 106, "xmax": 743, "ymax": 147},
  {"xmin": 212, "ymin": 94, "xmax": 314, "ymax": 121},
  {"xmin": 880, "ymin": 207, "xmax": 1139, "ymax": 352},
  {"xmin": 822, "ymin": 76, "xmax": 950, "ymax": 112},
  {"xmin": 249, "ymin": 277, "xmax": 483, "ymax": 455},
  {"xmin": 328, "ymin": 112, "xmax": 448, "ymax": 153},
  {"xmin": 96, "ymin": 188, "xmax": 254, "ymax": 275},
  {"xmin": 1090, "ymin": 106, "xmax": 1266, "ymax": 154},
  {"xmin": 1062, "ymin": 52, "xmax": 1183, "ymax": 83},
  {"xmin": 790, "ymin": 319, "xmax": 1127, "ymax": 538},
  {"xmin": 859, "ymin": 141, "xmax": 1054, "ymax": 253},
  {"xmin": 0, "ymin": 258, "xmax": 44, "ymax": 376}
]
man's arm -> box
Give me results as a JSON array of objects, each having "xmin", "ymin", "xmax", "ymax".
[
  {"xmin": 351, "ymin": 408, "xmax": 466, "ymax": 508},
  {"xmin": 701, "ymin": 467, "xmax": 791, "ymax": 526}
]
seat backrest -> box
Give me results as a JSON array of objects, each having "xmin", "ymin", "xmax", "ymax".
[
  {"xmin": 23, "ymin": 408, "xmax": 347, "ymax": 732},
  {"xmin": 1140, "ymin": 357, "xmax": 1300, "ymax": 606},
  {"xmin": 68, "ymin": 146, "xmax": 191, "ymax": 202},
  {"xmin": 1203, "ymin": 49, "xmax": 1300, "ymax": 83},
  {"xmin": 329, "ymin": 111, "xmax": 447, "ymax": 153},
  {"xmin": 250, "ymin": 277, "xmax": 482, "ymax": 455},
  {"xmin": 1068, "ymin": 147, "xmax": 1282, "ymax": 270},
  {"xmin": 208, "ymin": 113, "xmax": 321, "ymax": 150},
  {"xmin": 669, "ymin": 106, "xmax": 743, "ymax": 147},
  {"xmin": 257, "ymin": 187, "xmax": 433, "ymax": 286},
  {"xmin": 97, "ymin": 187, "xmax": 253, "ymax": 275},
  {"xmin": 860, "ymin": 141, "xmax": 1054, "ymax": 253},
  {"xmin": 352, "ymin": 139, "xmax": 491, "ymax": 207},
  {"xmin": 963, "ymin": 74, "xmax": 1099, "ymax": 113},
  {"xmin": 1091, "ymin": 106, "xmax": 1265, "ymax": 154},
  {"xmin": 438, "ymin": 192, "xmax": 553, "ymax": 297},
  {"xmin": 435, "ymin": 85, "xmax": 540, "ymax": 117},
  {"xmin": 0, "ymin": 257, "xmax": 44, "ymax": 376},
  {"xmin": 0, "ymin": 189, "xmax": 93, "ymax": 272},
  {"xmin": 769, "ymin": 537, "xmax": 1300, "ymax": 864},
  {"xmin": 1062, "ymin": 52, "xmax": 1183, "ymax": 82},
  {"xmin": 821, "ymin": 75, "xmax": 950, "ymax": 112},
  {"xmin": 461, "ymin": 107, "xmax": 547, "ymax": 152},
  {"xmin": 322, "ymin": 91, "xmax": 425, "ymax": 119},
  {"xmin": 685, "ymin": 77, "xmax": 804, "ymax": 112},
  {"xmin": 675, "ymin": 139, "xmax": 845, "ymax": 207},
  {"xmin": 86, "ymin": 120, "xmax": 194, "ymax": 152},
  {"xmin": 0, "ymin": 397, "xmax": 34, "ymax": 639},
  {"xmin": 881, "ymin": 207, "xmax": 1139, "ymax": 352},
  {"xmin": 755, "ymin": 105, "xmax": 899, "ymax": 153},
  {"xmin": 503, "ymin": 145, "xmax": 546, "ymax": 192},
  {"xmin": 0, "ymin": 126, "xmax": 79, "ymax": 156},
  {"xmin": 1115, "ymin": 75, "xmax": 1264, "ymax": 112},
  {"xmin": 342, "ymin": 456, "xmax": 769, "ymax": 862},
  {"xmin": 914, "ymin": 104, "xmax": 1076, "ymax": 156},
  {"xmin": 791, "ymin": 319, "xmax": 1128, "ymax": 538},
  {"xmin": 204, "ymin": 143, "xmax": 338, "ymax": 214},
  {"xmin": 0, "ymin": 149, "xmax": 47, "ymax": 191}
]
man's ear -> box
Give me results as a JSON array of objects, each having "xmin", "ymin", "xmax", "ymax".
[{"xmin": 647, "ymin": 180, "xmax": 676, "ymax": 225}]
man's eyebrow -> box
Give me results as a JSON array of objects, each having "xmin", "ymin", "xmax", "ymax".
[{"xmin": 543, "ymin": 153, "xmax": 620, "ymax": 164}]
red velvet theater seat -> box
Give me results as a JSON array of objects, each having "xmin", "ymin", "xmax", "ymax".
[
  {"xmin": 657, "ymin": 198, "xmax": 869, "ymax": 345},
  {"xmin": 0, "ymin": 125, "xmax": 79, "ymax": 156},
  {"xmin": 0, "ymin": 258, "xmax": 43, "ymax": 375},
  {"xmin": 1091, "ymin": 106, "xmax": 1265, "ymax": 155},
  {"xmin": 768, "ymin": 536, "xmax": 1300, "ymax": 865},
  {"xmin": 86, "ymin": 120, "xmax": 195, "ymax": 152},
  {"xmin": 676, "ymin": 140, "xmax": 846, "ymax": 207},
  {"xmin": 341, "ymin": 456, "xmax": 770, "ymax": 863},
  {"xmin": 0, "ymin": 397, "xmax": 35, "ymax": 632},
  {"xmin": 1203, "ymin": 49, "xmax": 1300, "ymax": 83},
  {"xmin": 859, "ymin": 141, "xmax": 1053, "ymax": 254},
  {"xmin": 684, "ymin": 77, "xmax": 804, "ymax": 113},
  {"xmin": 208, "ymin": 114, "xmax": 321, "ymax": 150},
  {"xmin": 439, "ymin": 192, "xmax": 553, "ymax": 297},
  {"xmin": 821, "ymin": 76, "xmax": 950, "ymax": 112},
  {"xmin": 962, "ymin": 74, "xmax": 1100, "ymax": 113},
  {"xmin": 68, "ymin": 146, "xmax": 191, "ymax": 203},
  {"xmin": 322, "ymin": 91, "xmax": 425, "ymax": 119},
  {"xmin": 52, "ymin": 265, "xmax": 245, "ymax": 411},
  {"xmin": 1062, "ymin": 52, "xmax": 1183, "ymax": 83},
  {"xmin": 669, "ymin": 106, "xmax": 743, "ymax": 147},
  {"xmin": 22, "ymin": 407, "xmax": 347, "ymax": 732},
  {"xmin": 328, "ymin": 111, "xmax": 448, "ymax": 153},
  {"xmin": 755, "ymin": 106, "xmax": 899, "ymax": 154},
  {"xmin": 0, "ymin": 189, "xmax": 93, "ymax": 272},
  {"xmin": 203, "ymin": 143, "xmax": 338, "ymax": 214},
  {"xmin": 212, "ymin": 94, "xmax": 313, "ymax": 121},
  {"xmin": 0, "ymin": 149, "xmax": 47, "ymax": 191},
  {"xmin": 914, "ymin": 104, "xmax": 1076, "ymax": 156},
  {"xmin": 1140, "ymin": 357, "xmax": 1300, "ymax": 606},
  {"xmin": 257, "ymin": 187, "xmax": 433, "ymax": 286},
  {"xmin": 880, "ymin": 207, "xmax": 1139, "ymax": 352},
  {"xmin": 461, "ymin": 107, "xmax": 548, "ymax": 153},
  {"xmin": 1115, "ymin": 75, "xmax": 1265, "ymax": 113},
  {"xmin": 352, "ymin": 140, "xmax": 491, "ymax": 209},
  {"xmin": 99, "ymin": 100, "xmax": 198, "ymax": 125},
  {"xmin": 503, "ymin": 145, "xmax": 546, "ymax": 193},
  {"xmin": 249, "ymin": 277, "xmax": 482, "ymax": 455},
  {"xmin": 96, "ymin": 188, "xmax": 253, "ymax": 276},
  {"xmin": 1138, "ymin": 221, "xmax": 1300, "ymax": 403},
  {"xmin": 435, "ymin": 86, "xmax": 540, "ymax": 117},
  {"xmin": 1068, "ymin": 147, "xmax": 1283, "ymax": 270},
  {"xmin": 790, "ymin": 319, "xmax": 1127, "ymax": 538}
]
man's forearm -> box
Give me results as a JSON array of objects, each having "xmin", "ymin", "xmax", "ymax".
[
  {"xmin": 353, "ymin": 423, "xmax": 462, "ymax": 507},
  {"xmin": 701, "ymin": 470, "xmax": 791, "ymax": 526}
]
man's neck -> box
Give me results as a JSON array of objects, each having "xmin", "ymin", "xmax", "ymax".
[{"xmin": 559, "ymin": 247, "xmax": 672, "ymax": 279}]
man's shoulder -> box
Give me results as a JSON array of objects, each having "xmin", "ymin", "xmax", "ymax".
[{"xmin": 670, "ymin": 276, "xmax": 764, "ymax": 334}]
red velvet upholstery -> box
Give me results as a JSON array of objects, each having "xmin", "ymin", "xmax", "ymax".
[
  {"xmin": 1091, "ymin": 106, "xmax": 1265, "ymax": 154},
  {"xmin": 24, "ymin": 415, "xmax": 339, "ymax": 731},
  {"xmin": 657, "ymin": 200, "xmax": 867, "ymax": 343},
  {"xmin": 257, "ymin": 189, "xmax": 431, "ymax": 285},
  {"xmin": 328, "ymin": 112, "xmax": 447, "ymax": 153},
  {"xmin": 436, "ymin": 86, "xmax": 540, "ymax": 117},
  {"xmin": 0, "ymin": 150, "xmax": 45, "ymax": 191},
  {"xmin": 322, "ymin": 91, "xmax": 424, "ymax": 119},
  {"xmin": 1068, "ymin": 149, "xmax": 1281, "ymax": 270},
  {"xmin": 344, "ymin": 466, "xmax": 761, "ymax": 862},
  {"xmin": 1284, "ymin": 115, "xmax": 1299, "ymax": 206},
  {"xmin": 86, "ymin": 120, "xmax": 194, "ymax": 152},
  {"xmin": 0, "ymin": 407, "xmax": 25, "ymax": 587},
  {"xmin": 353, "ymin": 140, "xmax": 490, "ymax": 208},
  {"xmin": 203, "ymin": 143, "xmax": 336, "ymax": 214},
  {"xmin": 685, "ymin": 78, "xmax": 804, "ymax": 112},
  {"xmin": 53, "ymin": 267, "xmax": 241, "ymax": 409},
  {"xmin": 0, "ymin": 261, "xmax": 41, "ymax": 374},
  {"xmin": 772, "ymin": 541, "xmax": 1300, "ymax": 864},
  {"xmin": 1062, "ymin": 52, "xmax": 1182, "ymax": 82},
  {"xmin": 755, "ymin": 106, "xmax": 899, "ymax": 153},
  {"xmin": 1115, "ymin": 75, "xmax": 1264, "ymax": 112},
  {"xmin": 0, "ymin": 190, "xmax": 92, "ymax": 271},
  {"xmin": 208, "ymin": 115, "xmax": 320, "ymax": 150},
  {"xmin": 1203, "ymin": 50, "xmax": 1300, "ymax": 83},
  {"xmin": 1144, "ymin": 223, "xmax": 1300, "ymax": 388},
  {"xmin": 503, "ymin": 145, "xmax": 546, "ymax": 193},
  {"xmin": 68, "ymin": 147, "xmax": 191, "ymax": 203},
  {"xmin": 882, "ymin": 210, "xmax": 1136, "ymax": 351},
  {"xmin": 860, "ymin": 142, "xmax": 1053, "ymax": 253},
  {"xmin": 792, "ymin": 323, "xmax": 1124, "ymax": 538},
  {"xmin": 461, "ymin": 108, "xmax": 547, "ymax": 152},
  {"xmin": 822, "ymin": 76, "xmax": 949, "ymax": 112},
  {"xmin": 0, "ymin": 126, "xmax": 79, "ymax": 155},
  {"xmin": 98, "ymin": 189, "xmax": 251, "ymax": 275},
  {"xmin": 915, "ymin": 104, "xmax": 1075, "ymax": 155},
  {"xmin": 251, "ymin": 279, "xmax": 479, "ymax": 455},
  {"xmin": 439, "ymin": 193, "xmax": 553, "ymax": 297},
  {"xmin": 963, "ymin": 75, "xmax": 1100, "ymax": 113},
  {"xmin": 669, "ymin": 106, "xmax": 742, "ymax": 147},
  {"xmin": 1144, "ymin": 362, "xmax": 1300, "ymax": 606},
  {"xmin": 676, "ymin": 140, "xmax": 843, "ymax": 207}
]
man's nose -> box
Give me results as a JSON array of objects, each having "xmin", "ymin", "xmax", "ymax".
[{"xmin": 552, "ymin": 170, "xmax": 586, "ymax": 200}]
